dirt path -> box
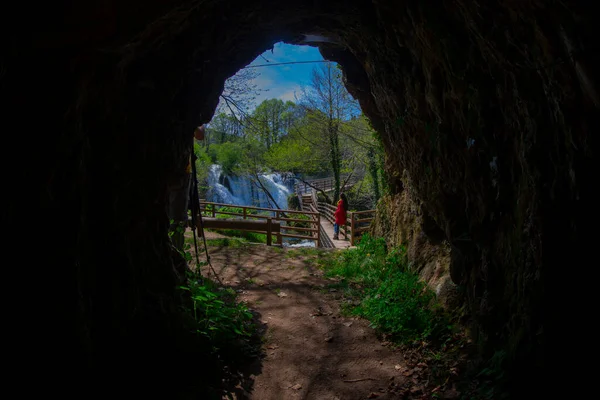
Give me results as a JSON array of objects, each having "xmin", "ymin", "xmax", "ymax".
[{"xmin": 204, "ymin": 242, "xmax": 411, "ymax": 400}]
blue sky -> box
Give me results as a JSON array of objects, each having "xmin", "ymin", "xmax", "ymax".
[{"xmin": 240, "ymin": 42, "xmax": 332, "ymax": 108}]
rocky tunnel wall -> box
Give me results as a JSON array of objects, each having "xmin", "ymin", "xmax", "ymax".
[{"xmin": 3, "ymin": 0, "xmax": 598, "ymax": 389}]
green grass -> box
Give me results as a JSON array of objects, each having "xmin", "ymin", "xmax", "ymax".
[
  {"xmin": 216, "ymin": 229, "xmax": 268, "ymax": 243},
  {"xmin": 205, "ymin": 237, "xmax": 249, "ymax": 248},
  {"xmin": 320, "ymin": 233, "xmax": 450, "ymax": 344},
  {"xmin": 286, "ymin": 247, "xmax": 325, "ymax": 258},
  {"xmin": 203, "ymin": 206, "xmax": 269, "ymax": 244}
]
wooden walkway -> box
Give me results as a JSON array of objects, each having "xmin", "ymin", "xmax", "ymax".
[
  {"xmin": 319, "ymin": 217, "xmax": 353, "ymax": 249},
  {"xmin": 197, "ymin": 177, "xmax": 374, "ymax": 249}
]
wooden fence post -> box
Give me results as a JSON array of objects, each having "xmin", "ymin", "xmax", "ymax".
[
  {"xmin": 266, "ymin": 217, "xmax": 272, "ymax": 246},
  {"xmin": 350, "ymin": 212, "xmax": 355, "ymax": 246},
  {"xmin": 243, "ymin": 207, "xmax": 247, "ymax": 219},
  {"xmin": 343, "ymin": 218, "xmax": 348, "ymax": 240},
  {"xmin": 317, "ymin": 213, "xmax": 321, "ymax": 247},
  {"xmin": 276, "ymin": 211, "xmax": 281, "ymax": 244},
  {"xmin": 212, "ymin": 204, "xmax": 216, "ymax": 218}
]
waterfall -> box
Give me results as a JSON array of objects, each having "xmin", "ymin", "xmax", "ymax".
[
  {"xmin": 205, "ymin": 164, "xmax": 314, "ymax": 247},
  {"xmin": 206, "ymin": 164, "xmax": 294, "ymax": 209}
]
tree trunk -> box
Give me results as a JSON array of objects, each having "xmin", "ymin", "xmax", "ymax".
[{"xmin": 329, "ymin": 122, "xmax": 341, "ymax": 202}]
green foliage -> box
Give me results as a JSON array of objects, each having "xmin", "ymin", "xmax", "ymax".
[
  {"xmin": 180, "ymin": 273, "xmax": 255, "ymax": 350},
  {"xmin": 207, "ymin": 112, "xmax": 244, "ymax": 144},
  {"xmin": 214, "ymin": 206, "xmax": 245, "ymax": 218},
  {"xmin": 287, "ymin": 193, "xmax": 301, "ymax": 210},
  {"xmin": 322, "ymin": 234, "xmax": 449, "ymax": 343},
  {"xmin": 286, "ymin": 212, "xmax": 312, "ymax": 229},
  {"xmin": 248, "ymin": 98, "xmax": 294, "ymax": 149},
  {"xmin": 218, "ymin": 230, "xmax": 267, "ymax": 244},
  {"xmin": 207, "ymin": 206, "xmax": 269, "ymax": 243},
  {"xmin": 209, "ymin": 142, "xmax": 244, "ymax": 175},
  {"xmin": 194, "ymin": 142, "xmax": 212, "ymax": 190},
  {"xmin": 263, "ymin": 113, "xmax": 329, "ymax": 176},
  {"xmin": 205, "ymin": 237, "xmax": 249, "ymax": 248}
]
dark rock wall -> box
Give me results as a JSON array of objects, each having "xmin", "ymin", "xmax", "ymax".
[
  {"xmin": 370, "ymin": 172, "xmax": 457, "ymax": 310},
  {"xmin": 4, "ymin": 0, "xmax": 597, "ymax": 388}
]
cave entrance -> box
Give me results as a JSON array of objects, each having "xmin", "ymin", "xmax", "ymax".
[
  {"xmin": 191, "ymin": 41, "xmax": 381, "ymax": 248},
  {"xmin": 13, "ymin": 2, "xmax": 594, "ymax": 396}
]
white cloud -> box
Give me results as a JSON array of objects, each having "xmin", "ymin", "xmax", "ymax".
[
  {"xmin": 250, "ymin": 74, "xmax": 275, "ymax": 88},
  {"xmin": 278, "ymin": 88, "xmax": 301, "ymax": 102}
]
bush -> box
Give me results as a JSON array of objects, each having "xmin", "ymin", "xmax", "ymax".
[
  {"xmin": 286, "ymin": 212, "xmax": 312, "ymax": 229},
  {"xmin": 181, "ymin": 275, "xmax": 255, "ymax": 348},
  {"xmin": 209, "ymin": 142, "xmax": 244, "ymax": 175},
  {"xmin": 322, "ymin": 234, "xmax": 449, "ymax": 343},
  {"xmin": 194, "ymin": 142, "xmax": 212, "ymax": 190},
  {"xmin": 287, "ymin": 193, "xmax": 301, "ymax": 210}
]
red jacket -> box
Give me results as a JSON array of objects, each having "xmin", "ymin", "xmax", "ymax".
[{"xmin": 334, "ymin": 199, "xmax": 347, "ymax": 225}]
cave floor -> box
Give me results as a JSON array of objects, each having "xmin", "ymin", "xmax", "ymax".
[{"xmin": 199, "ymin": 241, "xmax": 411, "ymax": 400}]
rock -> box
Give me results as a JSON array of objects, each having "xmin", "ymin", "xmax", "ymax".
[
  {"xmin": 291, "ymin": 384, "xmax": 302, "ymax": 390},
  {"xmin": 21, "ymin": 0, "xmax": 589, "ymax": 389}
]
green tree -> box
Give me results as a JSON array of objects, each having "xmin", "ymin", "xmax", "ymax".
[
  {"xmin": 264, "ymin": 113, "xmax": 328, "ymax": 175},
  {"xmin": 209, "ymin": 141, "xmax": 244, "ymax": 175},
  {"xmin": 248, "ymin": 99, "xmax": 299, "ymax": 149},
  {"xmin": 207, "ymin": 112, "xmax": 244, "ymax": 147},
  {"xmin": 300, "ymin": 62, "xmax": 360, "ymax": 202}
]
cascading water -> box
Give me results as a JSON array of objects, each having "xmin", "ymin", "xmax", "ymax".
[
  {"xmin": 205, "ymin": 164, "xmax": 315, "ymax": 247},
  {"xmin": 206, "ymin": 164, "xmax": 293, "ymax": 209}
]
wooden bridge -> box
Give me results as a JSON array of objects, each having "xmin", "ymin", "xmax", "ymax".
[
  {"xmin": 293, "ymin": 175, "xmax": 358, "ymax": 196},
  {"xmin": 197, "ymin": 176, "xmax": 375, "ymax": 248}
]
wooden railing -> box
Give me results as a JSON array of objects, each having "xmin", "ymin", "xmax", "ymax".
[
  {"xmin": 347, "ymin": 209, "xmax": 376, "ymax": 246},
  {"xmin": 294, "ymin": 175, "xmax": 357, "ymax": 196},
  {"xmin": 308, "ymin": 193, "xmax": 376, "ymax": 246},
  {"xmin": 199, "ymin": 201, "xmax": 321, "ymax": 246}
]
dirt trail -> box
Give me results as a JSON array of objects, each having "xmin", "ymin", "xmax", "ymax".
[{"xmin": 205, "ymin": 243, "xmax": 410, "ymax": 400}]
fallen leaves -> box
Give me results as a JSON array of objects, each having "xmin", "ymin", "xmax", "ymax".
[
  {"xmin": 442, "ymin": 387, "xmax": 461, "ymax": 399},
  {"xmin": 410, "ymin": 386, "xmax": 422, "ymax": 394}
]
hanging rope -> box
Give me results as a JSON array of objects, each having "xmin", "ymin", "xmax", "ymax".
[{"xmin": 189, "ymin": 147, "xmax": 223, "ymax": 285}]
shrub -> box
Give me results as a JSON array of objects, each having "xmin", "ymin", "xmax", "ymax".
[
  {"xmin": 180, "ymin": 273, "xmax": 255, "ymax": 350},
  {"xmin": 322, "ymin": 233, "xmax": 449, "ymax": 343},
  {"xmin": 287, "ymin": 193, "xmax": 301, "ymax": 210}
]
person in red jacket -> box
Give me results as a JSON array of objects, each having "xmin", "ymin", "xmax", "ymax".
[{"xmin": 333, "ymin": 193, "xmax": 348, "ymax": 240}]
